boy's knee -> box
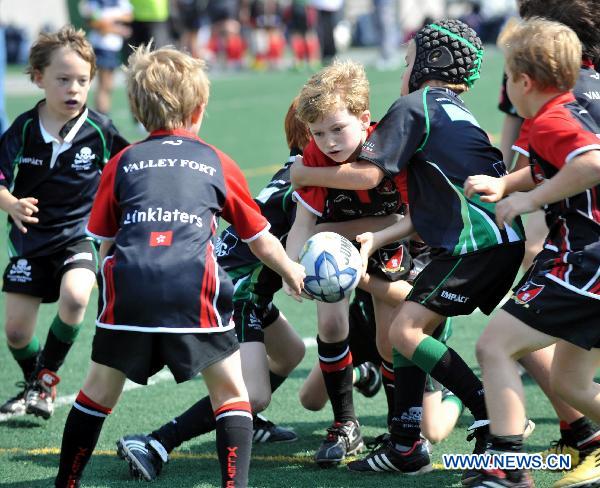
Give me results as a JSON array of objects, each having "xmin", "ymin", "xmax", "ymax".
[
  {"xmin": 318, "ymin": 320, "xmax": 348, "ymax": 342},
  {"xmin": 388, "ymin": 324, "xmax": 413, "ymax": 357},
  {"xmin": 249, "ymin": 392, "xmax": 271, "ymax": 414},
  {"xmin": 60, "ymin": 288, "xmax": 91, "ymax": 314},
  {"xmin": 298, "ymin": 389, "xmax": 324, "ymax": 411},
  {"xmin": 475, "ymin": 335, "xmax": 504, "ymax": 366},
  {"xmin": 5, "ymin": 327, "xmax": 33, "ymax": 348},
  {"xmin": 421, "ymin": 425, "xmax": 444, "ymax": 444},
  {"xmin": 376, "ymin": 334, "xmax": 392, "ymax": 360}
]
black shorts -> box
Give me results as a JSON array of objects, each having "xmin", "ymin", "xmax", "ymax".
[
  {"xmin": 503, "ymin": 267, "xmax": 600, "ymax": 350},
  {"xmin": 91, "ymin": 326, "xmax": 239, "ymax": 385},
  {"xmin": 3, "ymin": 239, "xmax": 98, "ymax": 303},
  {"xmin": 368, "ymin": 240, "xmax": 412, "ymax": 282},
  {"xmin": 233, "ymin": 300, "xmax": 280, "ymax": 344},
  {"xmin": 408, "ymin": 243, "xmax": 524, "ymax": 316}
]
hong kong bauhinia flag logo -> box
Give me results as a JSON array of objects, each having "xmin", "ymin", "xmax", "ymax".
[
  {"xmin": 514, "ymin": 281, "xmax": 544, "ymax": 304},
  {"xmin": 150, "ymin": 231, "xmax": 173, "ymax": 247}
]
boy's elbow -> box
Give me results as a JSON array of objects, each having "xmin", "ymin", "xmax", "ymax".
[{"xmin": 356, "ymin": 163, "xmax": 384, "ymax": 189}]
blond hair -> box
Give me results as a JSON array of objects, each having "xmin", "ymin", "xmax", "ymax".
[
  {"xmin": 125, "ymin": 44, "xmax": 210, "ymax": 132},
  {"xmin": 500, "ymin": 18, "xmax": 581, "ymax": 92},
  {"xmin": 26, "ymin": 25, "xmax": 96, "ymax": 81},
  {"xmin": 296, "ymin": 60, "xmax": 369, "ymax": 124}
]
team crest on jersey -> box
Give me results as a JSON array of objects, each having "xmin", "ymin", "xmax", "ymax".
[
  {"xmin": 216, "ymin": 230, "xmax": 239, "ymax": 258},
  {"xmin": 7, "ymin": 259, "xmax": 32, "ymax": 282},
  {"xmin": 72, "ymin": 147, "xmax": 96, "ymax": 171},
  {"xmin": 513, "ymin": 281, "xmax": 545, "ymax": 304},
  {"xmin": 376, "ymin": 179, "xmax": 396, "ymax": 195}
]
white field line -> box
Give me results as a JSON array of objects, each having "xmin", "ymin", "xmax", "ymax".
[{"xmin": 0, "ymin": 337, "xmax": 318, "ymax": 423}]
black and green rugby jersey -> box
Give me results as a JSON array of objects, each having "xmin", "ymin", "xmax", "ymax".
[
  {"xmin": 0, "ymin": 101, "xmax": 128, "ymax": 257},
  {"xmin": 360, "ymin": 86, "xmax": 525, "ymax": 256},
  {"xmin": 216, "ymin": 152, "xmax": 298, "ymax": 303}
]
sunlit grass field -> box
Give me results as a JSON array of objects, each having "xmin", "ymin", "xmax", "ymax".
[{"xmin": 0, "ymin": 48, "xmax": 567, "ymax": 487}]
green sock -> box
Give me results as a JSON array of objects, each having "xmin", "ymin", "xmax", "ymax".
[
  {"xmin": 411, "ymin": 336, "xmax": 448, "ymax": 374},
  {"xmin": 49, "ymin": 315, "xmax": 82, "ymax": 344},
  {"xmin": 38, "ymin": 315, "xmax": 83, "ymax": 372},
  {"xmin": 9, "ymin": 336, "xmax": 41, "ymax": 380}
]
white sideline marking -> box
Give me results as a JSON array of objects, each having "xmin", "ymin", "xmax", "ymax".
[{"xmin": 0, "ymin": 337, "xmax": 318, "ymax": 423}]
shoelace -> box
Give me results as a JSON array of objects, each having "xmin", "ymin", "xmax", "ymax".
[
  {"xmin": 546, "ymin": 439, "xmax": 571, "ymax": 454},
  {"xmin": 365, "ymin": 433, "xmax": 390, "ymax": 451},
  {"xmin": 325, "ymin": 423, "xmax": 350, "ymax": 442}
]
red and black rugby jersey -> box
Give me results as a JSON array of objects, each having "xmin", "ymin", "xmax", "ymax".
[
  {"xmin": 513, "ymin": 64, "xmax": 600, "ymax": 157},
  {"xmin": 528, "ymin": 92, "xmax": 600, "ymax": 298},
  {"xmin": 0, "ymin": 102, "xmax": 128, "ymax": 257},
  {"xmin": 87, "ymin": 129, "xmax": 269, "ymax": 332},
  {"xmin": 293, "ymin": 124, "xmax": 408, "ymax": 222}
]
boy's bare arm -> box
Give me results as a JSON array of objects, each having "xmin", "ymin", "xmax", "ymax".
[
  {"xmin": 285, "ymin": 204, "xmax": 318, "ymax": 262},
  {"xmin": 248, "ymin": 232, "xmax": 306, "ymax": 299},
  {"xmin": 496, "ymin": 150, "xmax": 600, "ymax": 226},
  {"xmin": 99, "ymin": 240, "xmax": 114, "ymax": 261},
  {"xmin": 356, "ymin": 215, "xmax": 415, "ymax": 275},
  {"xmin": 0, "ymin": 187, "xmax": 39, "ymax": 233},
  {"xmin": 464, "ymin": 167, "xmax": 536, "ymax": 202},
  {"xmin": 291, "ymin": 158, "xmax": 384, "ymax": 190},
  {"xmin": 315, "ymin": 213, "xmax": 402, "ymax": 240}
]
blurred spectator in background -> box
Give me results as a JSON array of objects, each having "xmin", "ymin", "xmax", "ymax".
[
  {"xmin": 79, "ymin": 0, "xmax": 133, "ymax": 115},
  {"xmin": 127, "ymin": 0, "xmax": 170, "ymax": 53},
  {"xmin": 175, "ymin": 0, "xmax": 209, "ymax": 59},
  {"xmin": 310, "ymin": 0, "xmax": 343, "ymax": 63},
  {"xmin": 285, "ymin": 0, "xmax": 320, "ymax": 70},
  {"xmin": 248, "ymin": 0, "xmax": 286, "ymax": 70},
  {"xmin": 373, "ymin": 0, "xmax": 399, "ymax": 70},
  {"xmin": 0, "ymin": 23, "xmax": 8, "ymax": 134},
  {"xmin": 206, "ymin": 0, "xmax": 246, "ymax": 69}
]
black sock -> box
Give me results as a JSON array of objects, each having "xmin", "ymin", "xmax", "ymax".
[
  {"xmin": 9, "ymin": 337, "xmax": 41, "ymax": 381},
  {"xmin": 317, "ymin": 335, "xmax": 355, "ymax": 423},
  {"xmin": 39, "ymin": 316, "xmax": 83, "ymax": 373},
  {"xmin": 380, "ymin": 360, "xmax": 395, "ymax": 427},
  {"xmin": 269, "ymin": 371, "xmax": 286, "ymax": 394},
  {"xmin": 488, "ymin": 434, "xmax": 527, "ymax": 482},
  {"xmin": 429, "ymin": 348, "xmax": 486, "ymax": 420},
  {"xmin": 215, "ymin": 401, "xmax": 253, "ymax": 488},
  {"xmin": 390, "ymin": 349, "xmax": 426, "ymax": 446},
  {"xmin": 488, "ymin": 433, "xmax": 524, "ymax": 453},
  {"xmin": 411, "ymin": 337, "xmax": 487, "ymax": 421},
  {"xmin": 565, "ymin": 417, "xmax": 600, "ymax": 450},
  {"xmin": 55, "ymin": 391, "xmax": 110, "ymax": 487},
  {"xmin": 151, "ymin": 396, "xmax": 216, "ymax": 453}
]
